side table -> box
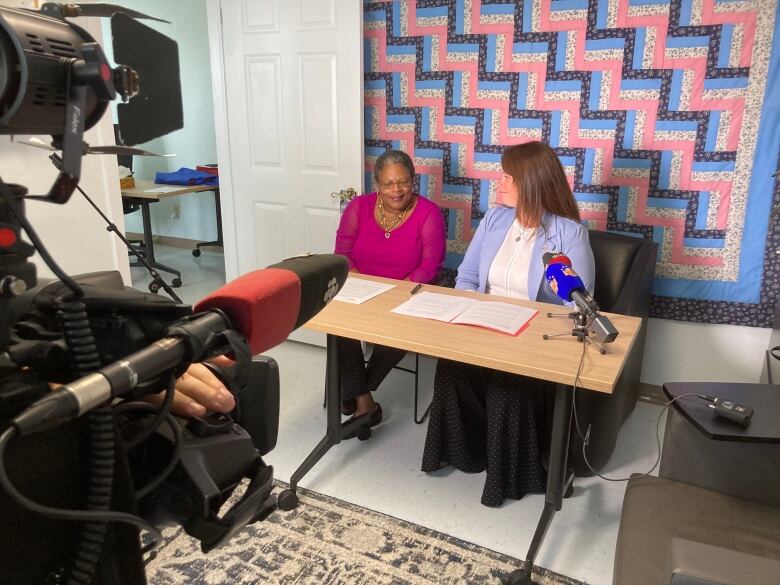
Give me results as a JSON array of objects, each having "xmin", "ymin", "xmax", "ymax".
[{"xmin": 661, "ymin": 382, "xmax": 780, "ymax": 507}]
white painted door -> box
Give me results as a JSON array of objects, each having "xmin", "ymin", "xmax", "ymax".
[{"xmin": 211, "ymin": 0, "xmax": 363, "ymax": 345}]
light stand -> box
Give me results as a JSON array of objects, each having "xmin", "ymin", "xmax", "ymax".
[
  {"xmin": 48, "ymin": 154, "xmax": 182, "ymax": 303},
  {"xmin": 542, "ymin": 310, "xmax": 608, "ymax": 355}
]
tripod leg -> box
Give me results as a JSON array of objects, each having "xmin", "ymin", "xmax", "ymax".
[
  {"xmin": 583, "ymin": 337, "xmax": 606, "ymax": 355},
  {"xmin": 542, "ymin": 331, "xmax": 573, "ymax": 340}
]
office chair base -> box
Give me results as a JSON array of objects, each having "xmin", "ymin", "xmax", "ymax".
[
  {"xmin": 192, "ymin": 241, "xmax": 223, "ymax": 257},
  {"xmin": 192, "ymin": 189, "xmax": 224, "ymax": 257}
]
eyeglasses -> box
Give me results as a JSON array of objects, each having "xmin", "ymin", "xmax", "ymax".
[{"xmin": 379, "ymin": 178, "xmax": 413, "ymax": 190}]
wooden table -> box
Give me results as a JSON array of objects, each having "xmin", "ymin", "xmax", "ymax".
[
  {"xmin": 121, "ymin": 179, "xmax": 222, "ymax": 285},
  {"xmin": 277, "ymin": 275, "xmax": 642, "ymax": 584}
]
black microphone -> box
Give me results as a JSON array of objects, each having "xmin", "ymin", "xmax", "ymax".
[
  {"xmin": 543, "ymin": 252, "xmax": 618, "ymax": 344},
  {"xmin": 11, "ymin": 254, "xmax": 349, "ymax": 436}
]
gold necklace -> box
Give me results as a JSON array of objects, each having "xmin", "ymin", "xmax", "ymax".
[{"xmin": 378, "ymin": 198, "xmax": 410, "ymax": 238}]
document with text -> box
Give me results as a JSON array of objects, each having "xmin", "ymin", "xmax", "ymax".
[
  {"xmin": 334, "ymin": 277, "xmax": 396, "ymax": 304},
  {"xmin": 391, "ymin": 291, "xmax": 538, "ymax": 335},
  {"xmin": 144, "ymin": 185, "xmax": 186, "ymax": 194}
]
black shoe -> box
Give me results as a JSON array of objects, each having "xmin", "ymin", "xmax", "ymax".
[
  {"xmin": 341, "ymin": 403, "xmax": 382, "ymax": 440},
  {"xmin": 341, "ymin": 398, "xmax": 357, "ymax": 416}
]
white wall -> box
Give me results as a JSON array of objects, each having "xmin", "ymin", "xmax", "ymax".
[
  {"xmin": 0, "ymin": 3, "xmax": 129, "ymax": 283},
  {"xmin": 102, "ymin": 0, "xmax": 219, "ymax": 242},
  {"xmin": 642, "ymin": 320, "xmax": 771, "ymax": 385}
]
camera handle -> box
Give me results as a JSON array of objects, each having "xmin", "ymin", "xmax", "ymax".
[{"xmin": 175, "ymin": 427, "xmax": 276, "ymax": 553}]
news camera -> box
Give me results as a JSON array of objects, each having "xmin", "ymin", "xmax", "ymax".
[{"xmin": 0, "ymin": 5, "xmax": 347, "ymax": 584}]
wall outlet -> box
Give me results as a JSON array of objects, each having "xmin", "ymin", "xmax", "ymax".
[{"xmin": 171, "ymin": 202, "xmax": 181, "ymax": 220}]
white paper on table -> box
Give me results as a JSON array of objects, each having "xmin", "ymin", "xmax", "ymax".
[
  {"xmin": 391, "ymin": 291, "xmax": 476, "ymax": 322},
  {"xmin": 451, "ymin": 300, "xmax": 537, "ymax": 335},
  {"xmin": 143, "ymin": 185, "xmax": 186, "ymax": 194},
  {"xmin": 334, "ymin": 277, "xmax": 396, "ymax": 304}
]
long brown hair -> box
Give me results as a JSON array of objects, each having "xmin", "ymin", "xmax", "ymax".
[{"xmin": 501, "ymin": 141, "xmax": 580, "ymax": 227}]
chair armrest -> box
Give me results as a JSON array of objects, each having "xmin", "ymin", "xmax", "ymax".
[{"xmin": 670, "ymin": 538, "xmax": 780, "ymax": 585}]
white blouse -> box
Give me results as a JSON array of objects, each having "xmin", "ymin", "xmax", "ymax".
[{"xmin": 486, "ymin": 219, "xmax": 537, "ymax": 299}]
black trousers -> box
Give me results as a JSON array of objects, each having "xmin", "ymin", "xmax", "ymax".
[
  {"xmin": 421, "ymin": 359, "xmax": 551, "ymax": 507},
  {"xmin": 337, "ymin": 336, "xmax": 407, "ymax": 402}
]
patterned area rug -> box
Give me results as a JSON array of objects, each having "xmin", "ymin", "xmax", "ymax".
[{"xmin": 146, "ymin": 483, "xmax": 584, "ymax": 585}]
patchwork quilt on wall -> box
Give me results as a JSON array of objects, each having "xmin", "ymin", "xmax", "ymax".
[{"xmin": 363, "ymin": 0, "xmax": 779, "ymax": 327}]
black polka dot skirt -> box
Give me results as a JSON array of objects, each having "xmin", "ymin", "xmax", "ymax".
[{"xmin": 421, "ymin": 359, "xmax": 550, "ymax": 507}]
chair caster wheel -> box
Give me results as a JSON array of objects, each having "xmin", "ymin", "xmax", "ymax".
[
  {"xmin": 507, "ymin": 567, "xmax": 533, "ymax": 585},
  {"xmin": 171, "ymin": 277, "xmax": 182, "ymax": 288},
  {"xmin": 276, "ymin": 489, "xmax": 299, "ymax": 511},
  {"xmin": 192, "ymin": 248, "xmax": 201, "ymax": 257},
  {"xmin": 148, "ymin": 281, "xmax": 160, "ymax": 293},
  {"xmin": 356, "ymin": 426, "xmax": 372, "ymax": 441}
]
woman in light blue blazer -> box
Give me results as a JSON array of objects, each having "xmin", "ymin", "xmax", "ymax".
[{"xmin": 421, "ymin": 141, "xmax": 595, "ymax": 507}]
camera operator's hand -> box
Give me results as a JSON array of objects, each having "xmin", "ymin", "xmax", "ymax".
[{"xmin": 144, "ymin": 360, "xmax": 236, "ymax": 417}]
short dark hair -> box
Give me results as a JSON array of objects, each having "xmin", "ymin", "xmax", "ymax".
[{"xmin": 373, "ymin": 149, "xmax": 415, "ymax": 184}]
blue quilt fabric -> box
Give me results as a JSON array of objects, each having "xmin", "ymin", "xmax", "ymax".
[{"xmin": 155, "ymin": 168, "xmax": 219, "ymax": 186}]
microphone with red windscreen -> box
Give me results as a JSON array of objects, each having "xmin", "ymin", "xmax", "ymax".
[
  {"xmin": 12, "ymin": 254, "xmax": 349, "ymax": 436},
  {"xmin": 542, "ymin": 251, "xmax": 618, "ymax": 344},
  {"xmin": 194, "ymin": 254, "xmax": 347, "ymax": 355}
]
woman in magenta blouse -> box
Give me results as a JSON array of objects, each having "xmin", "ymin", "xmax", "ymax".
[{"xmin": 334, "ymin": 149, "xmax": 445, "ymax": 436}]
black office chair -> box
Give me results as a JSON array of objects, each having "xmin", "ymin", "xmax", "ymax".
[{"xmin": 564, "ymin": 230, "xmax": 658, "ymax": 475}]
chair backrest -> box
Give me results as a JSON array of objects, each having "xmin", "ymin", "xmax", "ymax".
[{"xmin": 588, "ymin": 230, "xmax": 658, "ymax": 317}]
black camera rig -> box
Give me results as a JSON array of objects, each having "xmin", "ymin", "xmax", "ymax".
[{"xmin": 0, "ymin": 5, "xmax": 281, "ymax": 584}]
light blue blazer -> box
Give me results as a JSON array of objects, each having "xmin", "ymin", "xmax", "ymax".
[{"xmin": 455, "ymin": 206, "xmax": 595, "ymax": 306}]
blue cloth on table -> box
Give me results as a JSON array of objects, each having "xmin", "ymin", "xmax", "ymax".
[{"xmin": 154, "ymin": 167, "xmax": 219, "ymax": 186}]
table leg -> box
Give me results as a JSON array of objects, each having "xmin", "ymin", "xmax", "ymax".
[
  {"xmin": 131, "ymin": 201, "xmax": 182, "ymax": 284},
  {"xmin": 508, "ymin": 383, "xmax": 574, "ymax": 585},
  {"xmin": 276, "ymin": 334, "xmax": 373, "ymax": 511}
]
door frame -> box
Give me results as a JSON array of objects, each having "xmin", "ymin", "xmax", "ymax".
[
  {"xmin": 206, "ymin": 0, "xmax": 240, "ymax": 281},
  {"xmin": 205, "ymin": 0, "xmax": 365, "ymax": 283}
]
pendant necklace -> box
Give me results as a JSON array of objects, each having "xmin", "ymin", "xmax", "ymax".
[{"xmin": 378, "ymin": 198, "xmax": 409, "ymax": 238}]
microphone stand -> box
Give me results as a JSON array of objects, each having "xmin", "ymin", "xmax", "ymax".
[
  {"xmin": 48, "ymin": 154, "xmax": 182, "ymax": 304},
  {"xmin": 543, "ymin": 310, "xmax": 607, "ymax": 355}
]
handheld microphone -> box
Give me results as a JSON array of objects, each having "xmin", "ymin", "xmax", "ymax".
[
  {"xmin": 12, "ymin": 254, "xmax": 349, "ymax": 436},
  {"xmin": 542, "ymin": 252, "xmax": 618, "ymax": 344}
]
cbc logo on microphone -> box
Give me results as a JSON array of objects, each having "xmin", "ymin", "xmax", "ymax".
[{"xmin": 323, "ymin": 278, "xmax": 340, "ymax": 304}]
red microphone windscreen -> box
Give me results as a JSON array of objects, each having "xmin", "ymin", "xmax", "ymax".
[
  {"xmin": 194, "ymin": 268, "xmax": 301, "ymax": 355},
  {"xmin": 543, "ymin": 252, "xmax": 572, "ymax": 267}
]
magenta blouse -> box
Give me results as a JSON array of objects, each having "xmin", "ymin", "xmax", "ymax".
[{"xmin": 335, "ymin": 192, "xmax": 446, "ymax": 283}]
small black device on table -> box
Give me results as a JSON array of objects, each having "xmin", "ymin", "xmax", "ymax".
[{"xmin": 697, "ymin": 395, "xmax": 754, "ymax": 426}]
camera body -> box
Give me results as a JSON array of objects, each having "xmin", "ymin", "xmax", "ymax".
[
  {"xmin": 1, "ymin": 344, "xmax": 280, "ymax": 583},
  {"xmin": 0, "ymin": 6, "xmax": 286, "ymax": 583}
]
